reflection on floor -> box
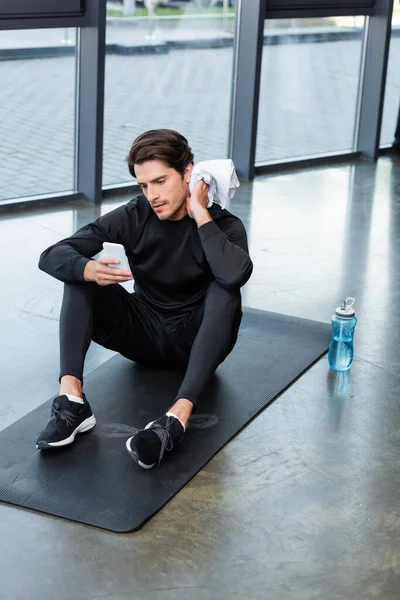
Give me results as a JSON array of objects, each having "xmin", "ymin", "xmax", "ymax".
[{"xmin": 1, "ymin": 156, "xmax": 400, "ymax": 600}]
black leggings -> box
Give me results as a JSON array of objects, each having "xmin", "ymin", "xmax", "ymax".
[{"xmin": 59, "ymin": 281, "xmax": 242, "ymax": 405}]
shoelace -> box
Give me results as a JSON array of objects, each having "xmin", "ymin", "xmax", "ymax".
[
  {"xmin": 149, "ymin": 417, "xmax": 176, "ymax": 465},
  {"xmin": 51, "ymin": 402, "xmax": 78, "ymax": 427}
]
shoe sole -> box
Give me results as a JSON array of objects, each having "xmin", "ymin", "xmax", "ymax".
[
  {"xmin": 36, "ymin": 415, "xmax": 97, "ymax": 450},
  {"xmin": 125, "ymin": 418, "xmax": 185, "ymax": 469},
  {"xmin": 125, "ymin": 436, "xmax": 156, "ymax": 469}
]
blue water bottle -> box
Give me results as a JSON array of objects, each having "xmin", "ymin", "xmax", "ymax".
[{"xmin": 328, "ymin": 297, "xmax": 357, "ymax": 372}]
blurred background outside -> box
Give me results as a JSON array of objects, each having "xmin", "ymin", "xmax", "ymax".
[{"xmin": 0, "ymin": 0, "xmax": 399, "ymax": 200}]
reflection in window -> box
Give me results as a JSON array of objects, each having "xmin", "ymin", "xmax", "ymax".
[
  {"xmin": 380, "ymin": 8, "xmax": 400, "ymax": 146},
  {"xmin": 256, "ymin": 17, "xmax": 366, "ymax": 163},
  {"xmin": 0, "ymin": 29, "xmax": 77, "ymax": 202},
  {"xmin": 103, "ymin": 4, "xmax": 236, "ymax": 186}
]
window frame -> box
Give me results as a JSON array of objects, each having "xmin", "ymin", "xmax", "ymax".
[
  {"xmin": 265, "ymin": 0, "xmax": 376, "ymax": 19},
  {"xmin": 0, "ymin": 0, "xmax": 89, "ymax": 29}
]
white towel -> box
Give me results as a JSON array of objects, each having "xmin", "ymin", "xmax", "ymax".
[{"xmin": 189, "ymin": 159, "xmax": 240, "ymax": 210}]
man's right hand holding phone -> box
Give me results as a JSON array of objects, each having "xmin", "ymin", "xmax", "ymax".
[{"xmin": 83, "ymin": 257, "xmax": 133, "ymax": 287}]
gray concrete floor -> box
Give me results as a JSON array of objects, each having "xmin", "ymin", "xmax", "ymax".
[{"xmin": 1, "ymin": 156, "xmax": 400, "ymax": 599}]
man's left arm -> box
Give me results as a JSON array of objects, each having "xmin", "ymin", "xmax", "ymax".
[{"xmin": 188, "ymin": 181, "xmax": 253, "ymax": 289}]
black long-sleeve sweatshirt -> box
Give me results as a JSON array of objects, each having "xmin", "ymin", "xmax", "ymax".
[{"xmin": 39, "ymin": 195, "xmax": 253, "ymax": 313}]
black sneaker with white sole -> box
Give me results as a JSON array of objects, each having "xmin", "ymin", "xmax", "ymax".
[
  {"xmin": 126, "ymin": 414, "xmax": 185, "ymax": 469},
  {"xmin": 36, "ymin": 393, "xmax": 96, "ymax": 450}
]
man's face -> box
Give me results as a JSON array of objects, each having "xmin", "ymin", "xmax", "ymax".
[{"xmin": 135, "ymin": 160, "xmax": 193, "ymax": 221}]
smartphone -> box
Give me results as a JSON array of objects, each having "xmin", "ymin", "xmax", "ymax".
[{"xmin": 102, "ymin": 242, "xmax": 130, "ymax": 271}]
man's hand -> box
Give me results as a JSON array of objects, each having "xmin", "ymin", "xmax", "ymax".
[
  {"xmin": 186, "ymin": 180, "xmax": 212, "ymax": 227},
  {"xmin": 83, "ymin": 257, "xmax": 132, "ymax": 286}
]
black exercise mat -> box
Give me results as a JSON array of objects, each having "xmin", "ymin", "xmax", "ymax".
[{"xmin": 0, "ymin": 308, "xmax": 331, "ymax": 532}]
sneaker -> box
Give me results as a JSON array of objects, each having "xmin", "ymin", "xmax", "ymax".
[
  {"xmin": 36, "ymin": 393, "xmax": 96, "ymax": 450},
  {"xmin": 126, "ymin": 414, "xmax": 185, "ymax": 469}
]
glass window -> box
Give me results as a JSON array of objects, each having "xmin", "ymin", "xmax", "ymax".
[
  {"xmin": 380, "ymin": 4, "xmax": 400, "ymax": 146},
  {"xmin": 256, "ymin": 16, "xmax": 366, "ymax": 164},
  {"xmin": 0, "ymin": 28, "xmax": 77, "ymax": 203},
  {"xmin": 102, "ymin": 3, "xmax": 236, "ymax": 187}
]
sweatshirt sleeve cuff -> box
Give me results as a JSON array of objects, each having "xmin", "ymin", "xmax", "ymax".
[
  {"xmin": 198, "ymin": 220, "xmax": 221, "ymax": 243},
  {"xmin": 73, "ymin": 256, "xmax": 92, "ymax": 282}
]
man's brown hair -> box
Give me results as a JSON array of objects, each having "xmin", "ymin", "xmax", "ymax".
[{"xmin": 127, "ymin": 129, "xmax": 194, "ymax": 178}]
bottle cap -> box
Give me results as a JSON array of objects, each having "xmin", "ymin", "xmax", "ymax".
[{"xmin": 335, "ymin": 297, "xmax": 355, "ymax": 318}]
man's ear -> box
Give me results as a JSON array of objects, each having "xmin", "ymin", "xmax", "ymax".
[{"xmin": 184, "ymin": 163, "xmax": 193, "ymax": 184}]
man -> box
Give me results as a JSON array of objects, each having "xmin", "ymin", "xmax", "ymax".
[{"xmin": 37, "ymin": 129, "xmax": 253, "ymax": 469}]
